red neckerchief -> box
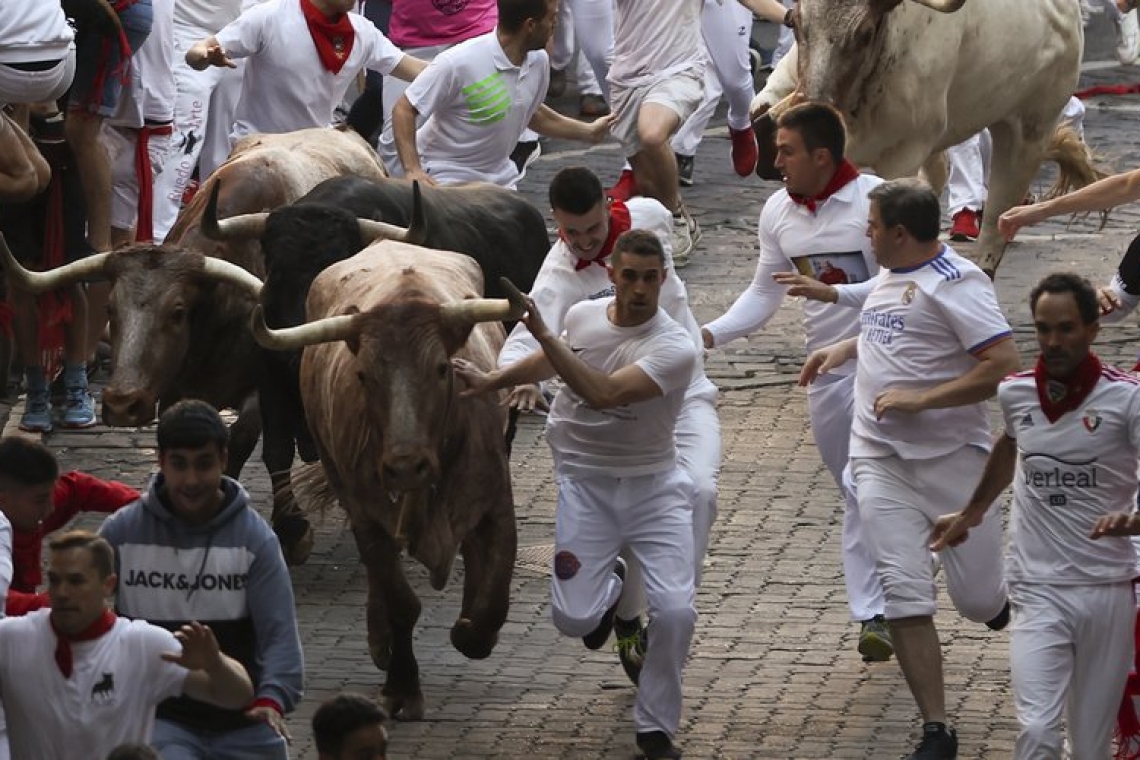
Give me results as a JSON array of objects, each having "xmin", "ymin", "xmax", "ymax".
[
  {"xmin": 50, "ymin": 609, "xmax": 116, "ymax": 679},
  {"xmin": 570, "ymin": 200, "xmax": 631, "ymax": 271},
  {"xmin": 788, "ymin": 159, "xmax": 860, "ymax": 213},
  {"xmin": 300, "ymin": 0, "xmax": 356, "ymax": 74},
  {"xmin": 1035, "ymin": 352, "xmax": 1101, "ymax": 423}
]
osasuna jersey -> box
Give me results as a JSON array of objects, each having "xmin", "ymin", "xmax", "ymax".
[
  {"xmin": 851, "ymin": 245, "xmax": 1012, "ymax": 459},
  {"xmin": 546, "ymin": 301, "xmax": 698, "ymax": 478},
  {"xmin": 1001, "ymin": 367, "xmax": 1140, "ymax": 585},
  {"xmin": 0, "ymin": 612, "xmax": 186, "ymax": 760},
  {"xmin": 703, "ymin": 173, "xmax": 883, "ymax": 376}
]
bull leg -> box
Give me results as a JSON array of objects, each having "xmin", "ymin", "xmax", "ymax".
[
  {"xmin": 224, "ymin": 393, "xmax": 261, "ymax": 479},
  {"xmin": 350, "ymin": 522, "xmax": 425, "ymax": 721},
  {"xmin": 260, "ymin": 383, "xmax": 313, "ymax": 565},
  {"xmin": 452, "ymin": 494, "xmax": 517, "ymax": 660},
  {"xmin": 920, "ymin": 152, "xmax": 949, "ymax": 198},
  {"xmin": 973, "ymin": 120, "xmax": 1045, "ymax": 275}
]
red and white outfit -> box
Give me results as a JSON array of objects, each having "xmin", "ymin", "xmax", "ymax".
[
  {"xmin": 0, "ymin": 610, "xmax": 188, "ymax": 760},
  {"xmin": 999, "ymin": 357, "xmax": 1140, "ymax": 759},
  {"xmin": 546, "ymin": 299, "xmax": 699, "ymax": 740},
  {"xmin": 850, "ymin": 245, "xmax": 1009, "ymax": 624},
  {"xmin": 703, "ymin": 169, "xmax": 886, "ymax": 623}
]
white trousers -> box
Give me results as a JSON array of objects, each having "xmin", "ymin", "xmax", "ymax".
[
  {"xmin": 672, "ymin": 0, "xmax": 755, "ymax": 157},
  {"xmin": 200, "ymin": 60, "xmax": 245, "ymax": 180},
  {"xmin": 550, "ymin": 0, "xmax": 602, "ymax": 97},
  {"xmin": 807, "ymin": 374, "xmax": 885, "ymax": 622},
  {"xmin": 946, "ymin": 130, "xmax": 990, "ymax": 216},
  {"xmin": 104, "ymin": 124, "xmax": 173, "ymax": 234},
  {"xmin": 551, "ymin": 468, "xmax": 697, "ymax": 736},
  {"xmin": 1011, "ymin": 582, "xmax": 1134, "ymax": 760},
  {"xmin": 852, "ymin": 446, "xmax": 1006, "ymax": 622},
  {"xmin": 560, "ymin": 0, "xmax": 613, "ymax": 101}
]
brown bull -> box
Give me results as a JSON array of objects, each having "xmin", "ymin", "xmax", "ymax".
[
  {"xmin": 251, "ymin": 242, "xmax": 520, "ymax": 720},
  {"xmin": 0, "ymin": 128, "xmax": 387, "ymax": 565}
]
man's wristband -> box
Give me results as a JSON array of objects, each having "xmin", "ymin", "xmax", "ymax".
[{"xmin": 783, "ymin": 8, "xmax": 795, "ymax": 28}]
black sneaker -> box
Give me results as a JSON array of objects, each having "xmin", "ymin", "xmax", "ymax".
[
  {"xmin": 907, "ymin": 722, "xmax": 957, "ymax": 759},
  {"xmin": 675, "ymin": 153, "xmax": 695, "ymax": 187},
  {"xmin": 614, "ymin": 616, "xmax": 647, "ymax": 685},
  {"xmin": 582, "ymin": 557, "xmax": 626, "ymax": 650},
  {"xmin": 636, "ymin": 730, "xmax": 682, "ymax": 759},
  {"xmin": 985, "ymin": 600, "xmax": 1011, "ymax": 631},
  {"xmin": 510, "ymin": 140, "xmax": 541, "ymax": 175}
]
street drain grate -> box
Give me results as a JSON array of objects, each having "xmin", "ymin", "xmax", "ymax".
[{"xmin": 515, "ymin": 544, "xmax": 554, "ymax": 576}]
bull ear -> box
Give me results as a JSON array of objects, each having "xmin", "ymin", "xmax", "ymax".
[
  {"xmin": 871, "ymin": 0, "xmax": 905, "ymax": 13},
  {"xmin": 439, "ymin": 314, "xmax": 475, "ymax": 357},
  {"xmin": 405, "ymin": 181, "xmax": 428, "ymax": 246}
]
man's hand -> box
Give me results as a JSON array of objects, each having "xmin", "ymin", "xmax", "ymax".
[
  {"xmin": 929, "ymin": 510, "xmax": 982, "ymax": 551},
  {"xmin": 798, "ymin": 339, "xmax": 856, "ymax": 387},
  {"xmin": 584, "ymin": 114, "xmax": 615, "ymax": 143},
  {"xmin": 186, "ymin": 41, "xmax": 235, "ymax": 71},
  {"xmin": 506, "ymin": 384, "xmax": 548, "ymax": 413},
  {"xmin": 1098, "ymin": 286, "xmax": 1123, "ymax": 317},
  {"xmin": 772, "ymin": 272, "xmax": 837, "ymax": 303},
  {"xmin": 246, "ymin": 704, "xmax": 292, "ymax": 742},
  {"xmin": 452, "ymin": 357, "xmax": 495, "ymax": 396},
  {"xmin": 1090, "ymin": 511, "xmax": 1140, "ymax": 539},
  {"xmin": 874, "ymin": 388, "xmax": 927, "ymax": 419},
  {"xmin": 701, "ymin": 327, "xmax": 715, "ymax": 350},
  {"xmin": 162, "ymin": 621, "xmax": 224, "ymax": 671},
  {"xmin": 404, "ymin": 168, "xmax": 437, "ymax": 187},
  {"xmin": 996, "ymin": 205, "xmax": 1046, "ymax": 242}
]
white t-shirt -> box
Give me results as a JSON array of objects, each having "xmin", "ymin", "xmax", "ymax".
[
  {"xmin": 109, "ymin": 0, "xmax": 176, "ymax": 127},
  {"xmin": 402, "ymin": 32, "xmax": 549, "ymax": 189},
  {"xmin": 175, "ymin": 0, "xmax": 243, "ymax": 35},
  {"xmin": 546, "ymin": 301, "xmax": 698, "ymax": 478},
  {"xmin": 0, "ymin": 612, "xmax": 188, "ymax": 760},
  {"xmin": 610, "ymin": 0, "xmax": 705, "ymax": 89},
  {"xmin": 217, "ymin": 0, "xmax": 405, "ymax": 139},
  {"xmin": 703, "ymin": 173, "xmax": 883, "ymax": 375},
  {"xmin": 850, "ymin": 246, "xmax": 1012, "ymax": 459},
  {"xmin": 0, "ymin": 1, "xmax": 73, "ymax": 64},
  {"xmin": 1001, "ymin": 366, "xmax": 1140, "ymax": 585}
]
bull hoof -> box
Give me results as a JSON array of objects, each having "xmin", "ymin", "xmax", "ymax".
[
  {"xmin": 368, "ymin": 637, "xmax": 392, "ymax": 671},
  {"xmin": 751, "ymin": 109, "xmax": 782, "ymax": 182},
  {"xmin": 450, "ymin": 617, "xmax": 498, "ymax": 660},
  {"xmin": 383, "ymin": 692, "xmax": 425, "ymax": 721},
  {"xmin": 273, "ymin": 515, "xmax": 314, "ymax": 566}
]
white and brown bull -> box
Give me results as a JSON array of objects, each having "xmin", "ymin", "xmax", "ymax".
[
  {"xmin": 751, "ymin": 0, "xmax": 1093, "ymax": 273},
  {"xmin": 250, "ymin": 242, "xmax": 520, "ymax": 720},
  {"xmin": 0, "ymin": 127, "xmax": 387, "ymax": 565}
]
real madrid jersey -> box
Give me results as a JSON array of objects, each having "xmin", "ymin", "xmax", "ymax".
[
  {"xmin": 1001, "ymin": 367, "xmax": 1140, "ymax": 585},
  {"xmin": 851, "ymin": 246, "xmax": 1012, "ymax": 459}
]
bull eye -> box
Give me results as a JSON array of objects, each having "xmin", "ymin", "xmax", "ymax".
[
  {"xmin": 357, "ymin": 370, "xmax": 367, "ymax": 385},
  {"xmin": 170, "ymin": 304, "xmax": 186, "ymax": 324}
]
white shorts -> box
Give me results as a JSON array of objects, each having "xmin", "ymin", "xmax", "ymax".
[
  {"xmin": 852, "ymin": 446, "xmax": 1006, "ymax": 622},
  {"xmin": 0, "ymin": 48, "xmax": 75, "ymax": 106},
  {"xmin": 104, "ymin": 123, "xmax": 173, "ymax": 233},
  {"xmin": 609, "ymin": 70, "xmax": 703, "ymax": 156}
]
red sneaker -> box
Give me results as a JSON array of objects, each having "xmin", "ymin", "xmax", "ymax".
[
  {"xmin": 608, "ymin": 169, "xmax": 639, "ymax": 202},
  {"xmin": 729, "ymin": 126, "xmax": 758, "ymax": 177},
  {"xmin": 949, "ymin": 208, "xmax": 980, "ymax": 242}
]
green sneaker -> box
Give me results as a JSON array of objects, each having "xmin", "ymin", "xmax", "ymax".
[
  {"xmin": 614, "ymin": 616, "xmax": 647, "ymax": 686},
  {"xmin": 858, "ymin": 615, "xmax": 893, "ymax": 662}
]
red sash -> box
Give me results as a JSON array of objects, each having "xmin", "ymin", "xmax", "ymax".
[{"xmin": 134, "ymin": 123, "xmax": 173, "ymax": 242}]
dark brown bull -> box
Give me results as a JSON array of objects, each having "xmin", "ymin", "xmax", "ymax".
[
  {"xmin": 251, "ymin": 242, "xmax": 520, "ymax": 720},
  {"xmin": 0, "ymin": 128, "xmax": 387, "ymax": 565}
]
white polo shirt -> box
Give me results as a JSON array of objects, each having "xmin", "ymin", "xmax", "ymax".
[
  {"xmin": 703, "ymin": 173, "xmax": 883, "ymax": 375},
  {"xmin": 1001, "ymin": 366, "xmax": 1140, "ymax": 585},
  {"xmin": 403, "ymin": 31, "xmax": 549, "ymax": 189},
  {"xmin": 851, "ymin": 245, "xmax": 1012, "ymax": 460},
  {"xmin": 0, "ymin": 611, "xmax": 187, "ymax": 760},
  {"xmin": 217, "ymin": 0, "xmax": 405, "ymax": 138}
]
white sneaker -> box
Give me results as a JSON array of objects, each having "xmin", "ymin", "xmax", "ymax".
[
  {"xmin": 1117, "ymin": 9, "xmax": 1139, "ymax": 65},
  {"xmin": 671, "ymin": 208, "xmax": 701, "ymax": 268}
]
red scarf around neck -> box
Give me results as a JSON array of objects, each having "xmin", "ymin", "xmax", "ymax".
[
  {"xmin": 788, "ymin": 159, "xmax": 860, "ymax": 213},
  {"xmin": 300, "ymin": 0, "xmax": 355, "ymax": 74},
  {"xmin": 50, "ymin": 609, "xmax": 116, "ymax": 679},
  {"xmin": 571, "ymin": 199, "xmax": 632, "ymax": 271},
  {"xmin": 1035, "ymin": 352, "xmax": 1101, "ymax": 423}
]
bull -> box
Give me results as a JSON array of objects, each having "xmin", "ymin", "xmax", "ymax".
[
  {"xmin": 198, "ymin": 175, "xmax": 550, "ymax": 547},
  {"xmin": 250, "ymin": 242, "xmax": 521, "ymax": 720},
  {"xmin": 0, "ymin": 128, "xmax": 388, "ymax": 565},
  {"xmin": 750, "ymin": 0, "xmax": 1093, "ymax": 273}
]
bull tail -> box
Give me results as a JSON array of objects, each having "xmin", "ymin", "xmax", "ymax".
[
  {"xmin": 281, "ymin": 461, "xmax": 342, "ymax": 517},
  {"xmin": 1042, "ymin": 125, "xmax": 1112, "ymax": 229}
]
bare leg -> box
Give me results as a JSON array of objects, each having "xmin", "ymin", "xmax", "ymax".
[
  {"xmin": 65, "ymin": 110, "xmax": 113, "ymax": 253},
  {"xmin": 628, "ymin": 103, "xmax": 683, "ymax": 213},
  {"xmin": 889, "ymin": 615, "xmax": 947, "ymax": 724}
]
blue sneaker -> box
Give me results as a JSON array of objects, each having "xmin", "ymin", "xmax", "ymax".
[
  {"xmin": 19, "ymin": 389, "xmax": 52, "ymax": 433},
  {"xmin": 61, "ymin": 386, "xmax": 97, "ymax": 429}
]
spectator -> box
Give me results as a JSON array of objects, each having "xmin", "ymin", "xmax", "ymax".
[{"xmin": 312, "ymin": 693, "xmax": 388, "ymax": 760}]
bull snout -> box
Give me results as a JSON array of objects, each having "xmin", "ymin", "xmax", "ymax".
[
  {"xmin": 381, "ymin": 446, "xmax": 438, "ymax": 491},
  {"xmin": 101, "ymin": 387, "xmax": 158, "ymax": 427}
]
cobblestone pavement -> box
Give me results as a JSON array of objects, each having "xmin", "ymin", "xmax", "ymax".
[{"xmin": 12, "ymin": 31, "xmax": 1140, "ymax": 760}]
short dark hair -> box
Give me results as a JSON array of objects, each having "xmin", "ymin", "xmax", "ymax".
[
  {"xmin": 312, "ymin": 693, "xmax": 388, "ymax": 755},
  {"xmin": 0, "ymin": 437, "xmax": 59, "ymax": 487},
  {"xmin": 50, "ymin": 530, "xmax": 115, "ymax": 580},
  {"xmin": 612, "ymin": 229, "xmax": 666, "ymax": 267},
  {"xmin": 106, "ymin": 744, "xmax": 160, "ymax": 760},
  {"xmin": 868, "ymin": 179, "xmax": 941, "ymax": 243},
  {"xmin": 156, "ymin": 399, "xmax": 229, "ymax": 453},
  {"xmin": 776, "ymin": 102, "xmax": 847, "ymax": 164},
  {"xmin": 1030, "ymin": 272, "xmax": 1100, "ymax": 324},
  {"xmin": 549, "ymin": 166, "xmax": 605, "ymax": 215},
  {"xmin": 497, "ymin": 0, "xmax": 550, "ymax": 33}
]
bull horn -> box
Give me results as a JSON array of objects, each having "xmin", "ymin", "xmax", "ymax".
[
  {"xmin": 439, "ymin": 298, "xmax": 524, "ymax": 325},
  {"xmin": 357, "ymin": 218, "xmax": 413, "ymax": 243},
  {"xmin": 249, "ymin": 304, "xmax": 360, "ymax": 351},
  {"xmin": 0, "ymin": 233, "xmax": 111, "ymax": 293},
  {"xmin": 200, "ymin": 257, "xmax": 264, "ymax": 298},
  {"xmin": 905, "ymin": 0, "xmax": 967, "ymax": 12},
  {"xmin": 406, "ymin": 180, "xmax": 427, "ymax": 245},
  {"xmin": 201, "ymin": 180, "xmax": 269, "ymax": 241}
]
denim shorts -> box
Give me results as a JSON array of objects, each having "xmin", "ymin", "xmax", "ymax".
[{"xmin": 68, "ymin": 0, "xmax": 153, "ymax": 116}]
